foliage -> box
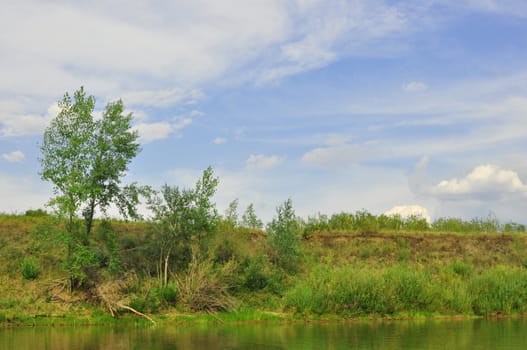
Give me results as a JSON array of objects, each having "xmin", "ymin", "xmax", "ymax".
[
  {"xmin": 20, "ymin": 257, "xmax": 40, "ymax": 280},
  {"xmin": 242, "ymin": 256, "xmax": 268, "ymax": 291},
  {"xmin": 96, "ymin": 220, "xmax": 121, "ymax": 274},
  {"xmin": 267, "ymin": 198, "xmax": 302, "ymax": 272},
  {"xmin": 241, "ymin": 203, "xmax": 263, "ymax": 229},
  {"xmin": 284, "ymin": 264, "xmax": 527, "ymax": 317},
  {"xmin": 158, "ymin": 283, "xmax": 178, "ymax": 304},
  {"xmin": 2, "ymin": 209, "xmax": 527, "ymax": 321},
  {"xmin": 432, "ymin": 213, "xmax": 503, "ymax": 233},
  {"xmin": 24, "ymin": 209, "xmax": 49, "ymax": 217},
  {"xmin": 64, "ymin": 244, "xmax": 101, "ymax": 288},
  {"xmin": 174, "ymin": 247, "xmax": 236, "ymax": 312},
  {"xmin": 503, "ymin": 222, "xmax": 527, "ymax": 233},
  {"xmin": 147, "ymin": 167, "xmax": 220, "ymax": 278},
  {"xmin": 469, "ymin": 267, "xmax": 527, "ymax": 315},
  {"xmin": 40, "ymin": 86, "xmax": 143, "ymax": 237},
  {"xmin": 224, "ymin": 199, "xmax": 239, "ymax": 228},
  {"xmin": 303, "ymin": 210, "xmax": 430, "ymax": 235},
  {"xmin": 302, "ymin": 209, "xmax": 526, "ymax": 235}
]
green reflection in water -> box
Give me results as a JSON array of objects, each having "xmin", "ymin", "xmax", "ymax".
[{"xmin": 1, "ymin": 318, "xmax": 527, "ymax": 349}]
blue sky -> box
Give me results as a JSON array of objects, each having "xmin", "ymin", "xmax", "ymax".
[{"xmin": 1, "ymin": 0, "xmax": 526, "ymax": 224}]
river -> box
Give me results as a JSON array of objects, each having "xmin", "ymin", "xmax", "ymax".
[{"xmin": 1, "ymin": 318, "xmax": 526, "ymax": 349}]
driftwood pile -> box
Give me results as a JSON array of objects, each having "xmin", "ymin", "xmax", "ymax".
[{"xmin": 95, "ymin": 277, "xmax": 156, "ymax": 324}]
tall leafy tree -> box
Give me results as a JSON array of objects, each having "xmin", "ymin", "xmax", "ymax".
[{"xmin": 40, "ymin": 87, "xmax": 142, "ymax": 237}]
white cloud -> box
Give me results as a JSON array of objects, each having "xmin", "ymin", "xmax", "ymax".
[
  {"xmin": 132, "ymin": 115, "xmax": 194, "ymax": 144},
  {"xmin": 384, "ymin": 205, "xmax": 431, "ymax": 223},
  {"xmin": 0, "ymin": 103, "xmax": 58, "ymax": 137},
  {"xmin": 402, "ymin": 81, "xmax": 428, "ymax": 92},
  {"xmin": 431, "ymin": 165, "xmax": 527, "ymax": 199},
  {"xmin": 246, "ymin": 154, "xmax": 284, "ymax": 171},
  {"xmin": 1, "ymin": 150, "xmax": 25, "ymax": 163},
  {"xmin": 411, "ymin": 161, "xmax": 527, "ymax": 201},
  {"xmin": 133, "ymin": 122, "xmax": 173, "ymax": 144},
  {"xmin": 213, "ymin": 137, "xmax": 227, "ymax": 145}
]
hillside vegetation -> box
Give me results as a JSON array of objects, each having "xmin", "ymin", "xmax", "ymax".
[{"xmin": 1, "ymin": 208, "xmax": 526, "ymax": 326}]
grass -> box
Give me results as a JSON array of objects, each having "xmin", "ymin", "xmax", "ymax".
[
  {"xmin": 1, "ymin": 212, "xmax": 527, "ymax": 326},
  {"xmin": 284, "ymin": 264, "xmax": 527, "ymax": 318}
]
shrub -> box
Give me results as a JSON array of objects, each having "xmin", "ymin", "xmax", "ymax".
[
  {"xmin": 129, "ymin": 296, "xmax": 147, "ymax": 313},
  {"xmin": 243, "ymin": 257, "xmax": 268, "ymax": 291},
  {"xmin": 21, "ymin": 257, "xmax": 40, "ymax": 280},
  {"xmin": 159, "ymin": 284, "xmax": 178, "ymax": 303},
  {"xmin": 64, "ymin": 244, "xmax": 101, "ymax": 288},
  {"xmin": 24, "ymin": 209, "xmax": 49, "ymax": 217},
  {"xmin": 212, "ymin": 238, "xmax": 236, "ymax": 265},
  {"xmin": 174, "ymin": 248, "xmax": 236, "ymax": 312},
  {"xmin": 267, "ymin": 199, "xmax": 302, "ymax": 273}
]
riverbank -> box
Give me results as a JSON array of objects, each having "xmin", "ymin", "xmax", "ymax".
[{"xmin": 1, "ymin": 213, "xmax": 527, "ymax": 327}]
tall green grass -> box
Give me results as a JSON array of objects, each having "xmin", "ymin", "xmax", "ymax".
[{"xmin": 284, "ymin": 264, "xmax": 527, "ymax": 317}]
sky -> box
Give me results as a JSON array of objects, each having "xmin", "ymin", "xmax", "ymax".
[{"xmin": 1, "ymin": 0, "xmax": 527, "ymax": 224}]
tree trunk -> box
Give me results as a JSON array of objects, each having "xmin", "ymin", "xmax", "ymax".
[
  {"xmin": 164, "ymin": 250, "xmax": 170, "ymax": 287},
  {"xmin": 85, "ymin": 198, "xmax": 96, "ymax": 236}
]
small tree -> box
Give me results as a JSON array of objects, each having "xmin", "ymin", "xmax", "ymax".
[
  {"xmin": 266, "ymin": 198, "xmax": 301, "ymax": 272},
  {"xmin": 224, "ymin": 199, "xmax": 239, "ymax": 227},
  {"xmin": 40, "ymin": 87, "xmax": 143, "ymax": 237},
  {"xmin": 241, "ymin": 203, "xmax": 263, "ymax": 229},
  {"xmin": 148, "ymin": 167, "xmax": 220, "ymax": 285}
]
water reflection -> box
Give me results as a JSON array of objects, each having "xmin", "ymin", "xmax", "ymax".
[{"xmin": 1, "ymin": 318, "xmax": 527, "ymax": 349}]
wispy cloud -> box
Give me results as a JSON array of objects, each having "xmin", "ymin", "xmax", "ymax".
[
  {"xmin": 302, "ymin": 144, "xmax": 365, "ymax": 168},
  {"xmin": 301, "ymin": 134, "xmax": 373, "ymax": 168},
  {"xmin": 212, "ymin": 137, "xmax": 227, "ymax": 145},
  {"xmin": 246, "ymin": 154, "xmax": 284, "ymax": 171},
  {"xmin": 121, "ymin": 88, "xmax": 205, "ymax": 108},
  {"xmin": 402, "ymin": 81, "xmax": 427, "ymax": 92},
  {"xmin": 1, "ymin": 150, "xmax": 25, "ymax": 162}
]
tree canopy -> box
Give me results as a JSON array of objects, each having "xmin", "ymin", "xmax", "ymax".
[{"xmin": 40, "ymin": 87, "xmax": 142, "ymax": 236}]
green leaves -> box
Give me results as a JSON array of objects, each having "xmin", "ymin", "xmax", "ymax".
[
  {"xmin": 267, "ymin": 198, "xmax": 302, "ymax": 272},
  {"xmin": 147, "ymin": 167, "xmax": 220, "ymax": 271},
  {"xmin": 241, "ymin": 203, "xmax": 263, "ymax": 229},
  {"xmin": 40, "ymin": 87, "xmax": 142, "ymax": 236}
]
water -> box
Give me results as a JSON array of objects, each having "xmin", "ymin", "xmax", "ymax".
[{"xmin": 1, "ymin": 318, "xmax": 527, "ymax": 349}]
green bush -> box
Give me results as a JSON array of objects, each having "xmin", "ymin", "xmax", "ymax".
[
  {"xmin": 64, "ymin": 244, "xmax": 100, "ymax": 288},
  {"xmin": 159, "ymin": 284, "xmax": 178, "ymax": 303},
  {"xmin": 243, "ymin": 257, "xmax": 268, "ymax": 291},
  {"xmin": 129, "ymin": 296, "xmax": 147, "ymax": 313},
  {"xmin": 21, "ymin": 257, "xmax": 40, "ymax": 280},
  {"xmin": 24, "ymin": 209, "xmax": 48, "ymax": 217},
  {"xmin": 267, "ymin": 199, "xmax": 302, "ymax": 273}
]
